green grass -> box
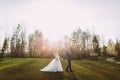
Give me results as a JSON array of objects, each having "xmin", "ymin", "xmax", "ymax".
[{"xmin": 0, "ymin": 58, "xmax": 120, "ymax": 80}]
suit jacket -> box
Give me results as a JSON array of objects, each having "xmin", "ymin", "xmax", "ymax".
[{"xmin": 65, "ymin": 51, "xmax": 72, "ymax": 61}]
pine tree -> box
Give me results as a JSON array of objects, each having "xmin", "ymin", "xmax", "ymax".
[{"xmin": 0, "ymin": 37, "xmax": 8, "ymax": 61}]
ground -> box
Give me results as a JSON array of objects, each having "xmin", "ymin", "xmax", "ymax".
[{"xmin": 0, "ymin": 58, "xmax": 120, "ymax": 80}]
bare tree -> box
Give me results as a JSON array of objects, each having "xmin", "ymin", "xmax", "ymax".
[
  {"xmin": 10, "ymin": 24, "xmax": 26, "ymax": 57},
  {"xmin": 28, "ymin": 30, "xmax": 43, "ymax": 57}
]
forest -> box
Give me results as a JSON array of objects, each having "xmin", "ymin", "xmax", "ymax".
[{"xmin": 0, "ymin": 24, "xmax": 120, "ymax": 61}]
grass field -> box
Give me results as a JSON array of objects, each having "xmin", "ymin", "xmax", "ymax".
[{"xmin": 0, "ymin": 58, "xmax": 120, "ymax": 80}]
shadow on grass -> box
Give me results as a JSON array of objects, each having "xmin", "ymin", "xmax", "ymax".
[
  {"xmin": 40, "ymin": 72, "xmax": 64, "ymax": 80},
  {"xmin": 67, "ymin": 72, "xmax": 78, "ymax": 80}
]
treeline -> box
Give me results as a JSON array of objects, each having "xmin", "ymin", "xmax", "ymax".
[
  {"xmin": 0, "ymin": 24, "xmax": 120, "ymax": 60},
  {"xmin": 65, "ymin": 28, "xmax": 120, "ymax": 59}
]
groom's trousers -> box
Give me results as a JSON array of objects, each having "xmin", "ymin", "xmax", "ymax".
[{"xmin": 66, "ymin": 60, "xmax": 72, "ymax": 71}]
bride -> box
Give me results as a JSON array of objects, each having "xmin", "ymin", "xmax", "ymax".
[{"xmin": 40, "ymin": 52, "xmax": 63, "ymax": 72}]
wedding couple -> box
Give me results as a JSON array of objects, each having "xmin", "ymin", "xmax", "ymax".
[{"xmin": 40, "ymin": 47, "xmax": 73, "ymax": 72}]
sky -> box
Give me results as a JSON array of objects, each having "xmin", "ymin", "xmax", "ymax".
[{"xmin": 0, "ymin": 0, "xmax": 120, "ymax": 47}]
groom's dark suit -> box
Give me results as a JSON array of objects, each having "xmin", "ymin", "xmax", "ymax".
[{"xmin": 65, "ymin": 51, "xmax": 73, "ymax": 72}]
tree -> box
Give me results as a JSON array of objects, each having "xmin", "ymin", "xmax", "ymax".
[
  {"xmin": 92, "ymin": 35, "xmax": 100, "ymax": 56},
  {"xmin": 10, "ymin": 24, "xmax": 26, "ymax": 57},
  {"xmin": 64, "ymin": 28, "xmax": 93, "ymax": 59},
  {"xmin": 28, "ymin": 30, "xmax": 43, "ymax": 57},
  {"xmin": 107, "ymin": 39, "xmax": 115, "ymax": 56},
  {"xmin": 71, "ymin": 28, "xmax": 82, "ymax": 59},
  {"xmin": 81, "ymin": 30, "xmax": 91, "ymax": 52},
  {"xmin": 0, "ymin": 37, "xmax": 8, "ymax": 61},
  {"xmin": 28, "ymin": 34, "xmax": 34, "ymax": 57},
  {"xmin": 101, "ymin": 45, "xmax": 107, "ymax": 56},
  {"xmin": 71, "ymin": 28, "xmax": 82, "ymax": 50},
  {"xmin": 20, "ymin": 28, "xmax": 26, "ymax": 57},
  {"xmin": 114, "ymin": 39, "xmax": 120, "ymax": 58}
]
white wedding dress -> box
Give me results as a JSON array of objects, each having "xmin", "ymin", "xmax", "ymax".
[{"xmin": 40, "ymin": 53, "xmax": 63, "ymax": 72}]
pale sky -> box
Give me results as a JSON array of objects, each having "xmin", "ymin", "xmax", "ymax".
[{"xmin": 0, "ymin": 0, "xmax": 120, "ymax": 47}]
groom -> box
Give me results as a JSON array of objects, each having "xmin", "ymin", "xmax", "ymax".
[{"xmin": 65, "ymin": 46, "xmax": 73, "ymax": 72}]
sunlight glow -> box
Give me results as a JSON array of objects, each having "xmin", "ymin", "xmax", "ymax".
[{"xmin": 0, "ymin": 0, "xmax": 120, "ymax": 46}]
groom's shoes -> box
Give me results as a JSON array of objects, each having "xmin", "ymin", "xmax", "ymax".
[
  {"xmin": 66, "ymin": 69, "xmax": 73, "ymax": 72},
  {"xmin": 70, "ymin": 70, "xmax": 74, "ymax": 72},
  {"xmin": 66, "ymin": 69, "xmax": 69, "ymax": 72}
]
